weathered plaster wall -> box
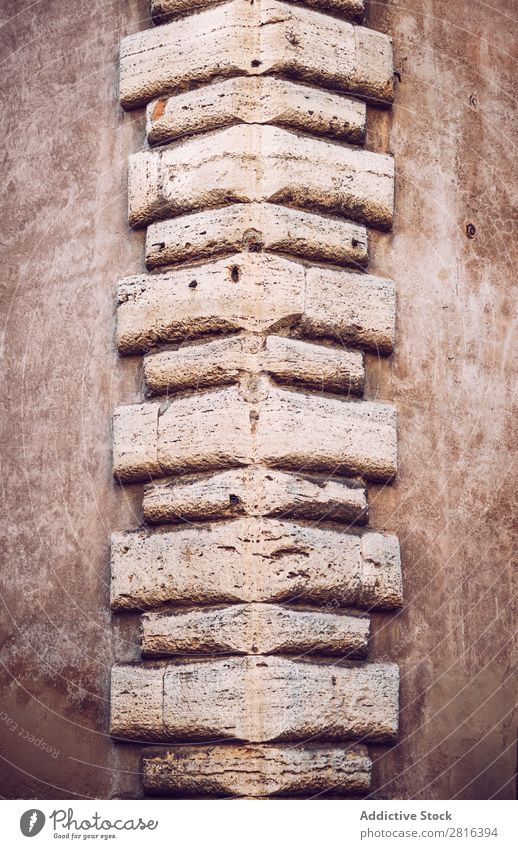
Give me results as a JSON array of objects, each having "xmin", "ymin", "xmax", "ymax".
[{"xmin": 0, "ymin": 0, "xmax": 516, "ymax": 799}]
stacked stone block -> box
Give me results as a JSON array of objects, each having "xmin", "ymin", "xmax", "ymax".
[{"xmin": 111, "ymin": 0, "xmax": 400, "ymax": 798}]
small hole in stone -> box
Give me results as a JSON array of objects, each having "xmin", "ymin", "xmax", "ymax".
[
  {"xmin": 466, "ymin": 223, "xmax": 476, "ymax": 239},
  {"xmin": 229, "ymin": 494, "xmax": 240, "ymax": 504},
  {"xmin": 189, "ymin": 279, "xmax": 198, "ymax": 288},
  {"xmin": 231, "ymin": 265, "xmax": 240, "ymax": 282},
  {"xmin": 151, "ymin": 242, "xmax": 165, "ymax": 251},
  {"xmin": 351, "ymin": 238, "xmax": 359, "ymax": 248},
  {"xmin": 248, "ymin": 242, "xmax": 263, "ymax": 253},
  {"xmin": 394, "ymin": 70, "xmax": 402, "ymax": 83},
  {"xmin": 251, "ymin": 59, "xmax": 262, "ymax": 67}
]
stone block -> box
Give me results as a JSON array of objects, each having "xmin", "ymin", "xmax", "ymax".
[
  {"xmin": 144, "ymin": 335, "xmax": 365, "ymax": 396},
  {"xmin": 141, "ymin": 603, "xmax": 370, "ymax": 657},
  {"xmin": 120, "ymin": 1, "xmax": 393, "ymax": 109},
  {"xmin": 113, "ymin": 385, "xmax": 396, "ymax": 481},
  {"xmin": 110, "ymin": 657, "xmax": 399, "ymax": 742},
  {"xmin": 256, "ymin": 385, "xmax": 397, "ymax": 481},
  {"xmin": 146, "ymin": 77, "xmax": 366, "ymax": 146},
  {"xmin": 145, "ymin": 203, "xmax": 368, "ymax": 269},
  {"xmin": 142, "ymin": 743, "xmax": 371, "ymax": 797},
  {"xmin": 142, "ymin": 468, "xmax": 368, "ymax": 525},
  {"xmin": 112, "ymin": 402, "xmax": 161, "ymax": 482},
  {"xmin": 150, "ymin": 0, "xmax": 365, "ymax": 25},
  {"xmin": 128, "ymin": 124, "xmax": 394, "ymax": 229},
  {"xmin": 110, "ymin": 519, "xmax": 402, "ymax": 610},
  {"xmin": 116, "ymin": 253, "xmax": 396, "ymax": 355}
]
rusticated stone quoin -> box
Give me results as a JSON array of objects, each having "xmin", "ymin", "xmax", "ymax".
[
  {"xmin": 110, "ymin": 658, "xmax": 399, "ymax": 742},
  {"xmin": 110, "ymin": 520, "xmax": 402, "ymax": 610},
  {"xmin": 128, "ymin": 125, "xmax": 394, "ymax": 229},
  {"xmin": 116, "ymin": 255, "xmax": 396, "ymax": 356},
  {"xmin": 142, "ymin": 468, "xmax": 369, "ymax": 525},
  {"xmin": 143, "ymin": 744, "xmax": 371, "ymax": 797},
  {"xmin": 145, "ymin": 203, "xmax": 368, "ymax": 269},
  {"xmin": 146, "ymin": 78, "xmax": 367, "ymax": 147},
  {"xmin": 112, "ymin": 0, "xmax": 400, "ymax": 798},
  {"xmin": 119, "ymin": 1, "xmax": 393, "ymax": 110},
  {"xmin": 143, "ymin": 336, "xmax": 366, "ymax": 397},
  {"xmin": 113, "ymin": 387, "xmax": 397, "ymax": 483},
  {"xmin": 141, "ymin": 603, "xmax": 370, "ymax": 658},
  {"xmin": 150, "ymin": 0, "xmax": 366, "ymax": 26}
]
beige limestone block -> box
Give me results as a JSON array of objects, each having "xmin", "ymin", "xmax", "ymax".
[
  {"xmin": 142, "ymin": 743, "xmax": 371, "ymax": 797},
  {"xmin": 145, "ymin": 203, "xmax": 368, "ymax": 269},
  {"xmin": 302, "ymin": 265, "xmax": 396, "ymax": 354},
  {"xmin": 120, "ymin": 1, "xmax": 393, "ymax": 110},
  {"xmin": 257, "ymin": 385, "xmax": 397, "ymax": 481},
  {"xmin": 116, "ymin": 253, "xmax": 395, "ymax": 355},
  {"xmin": 144, "ymin": 335, "xmax": 365, "ymax": 396},
  {"xmin": 141, "ymin": 603, "xmax": 370, "ymax": 657},
  {"xmin": 110, "ymin": 519, "xmax": 402, "ymax": 610},
  {"xmin": 110, "ymin": 657, "xmax": 399, "ymax": 742},
  {"xmin": 151, "ymin": 0, "xmax": 365, "ymax": 25},
  {"xmin": 360, "ymin": 531, "xmax": 402, "ymax": 610},
  {"xmin": 109, "ymin": 664, "xmax": 164, "ymax": 740},
  {"xmin": 112, "ymin": 402, "xmax": 161, "ymax": 482},
  {"xmin": 146, "ymin": 77, "xmax": 366, "ymax": 146},
  {"xmin": 128, "ymin": 124, "xmax": 394, "ymax": 230},
  {"xmin": 116, "ymin": 254, "xmax": 304, "ymax": 355},
  {"xmin": 142, "ymin": 468, "xmax": 368, "ymax": 525},
  {"xmin": 113, "ymin": 385, "xmax": 396, "ymax": 481},
  {"xmin": 144, "ymin": 337, "xmax": 245, "ymax": 395},
  {"xmin": 262, "ymin": 336, "xmax": 365, "ymax": 393}
]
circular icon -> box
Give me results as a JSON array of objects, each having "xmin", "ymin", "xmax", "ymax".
[{"xmin": 20, "ymin": 810, "xmax": 46, "ymax": 837}]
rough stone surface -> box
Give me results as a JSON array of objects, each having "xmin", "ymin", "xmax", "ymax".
[
  {"xmin": 113, "ymin": 385, "xmax": 396, "ymax": 482},
  {"xmin": 302, "ymin": 263, "xmax": 396, "ymax": 352},
  {"xmin": 146, "ymin": 77, "xmax": 366, "ymax": 146},
  {"xmin": 3, "ymin": 0, "xmax": 515, "ymax": 803},
  {"xmin": 156, "ymin": 385, "xmax": 254, "ymax": 474},
  {"xmin": 142, "ymin": 743, "xmax": 371, "ymax": 797},
  {"xmin": 141, "ymin": 603, "xmax": 370, "ymax": 657},
  {"xmin": 116, "ymin": 253, "xmax": 396, "ymax": 356},
  {"xmin": 255, "ymin": 385, "xmax": 397, "ymax": 480},
  {"xmin": 120, "ymin": 1, "xmax": 393, "ymax": 109},
  {"xmin": 145, "ymin": 203, "xmax": 368, "ymax": 269},
  {"xmin": 110, "ymin": 520, "xmax": 402, "ymax": 610},
  {"xmin": 110, "ymin": 657, "xmax": 400, "ymax": 742},
  {"xmin": 128, "ymin": 124, "xmax": 394, "ymax": 229},
  {"xmin": 112, "ymin": 403, "xmax": 162, "ymax": 482},
  {"xmin": 144, "ymin": 335, "xmax": 365, "ymax": 396},
  {"xmin": 151, "ymin": 0, "xmax": 365, "ymax": 25},
  {"xmin": 113, "ymin": 0, "xmax": 398, "ymax": 796},
  {"xmin": 142, "ymin": 468, "xmax": 368, "ymax": 525}
]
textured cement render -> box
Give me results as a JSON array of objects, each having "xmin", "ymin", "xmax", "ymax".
[{"xmin": 0, "ymin": 0, "xmax": 516, "ymax": 798}]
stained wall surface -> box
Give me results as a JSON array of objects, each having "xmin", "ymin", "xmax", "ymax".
[{"xmin": 0, "ymin": 0, "xmax": 516, "ymax": 799}]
